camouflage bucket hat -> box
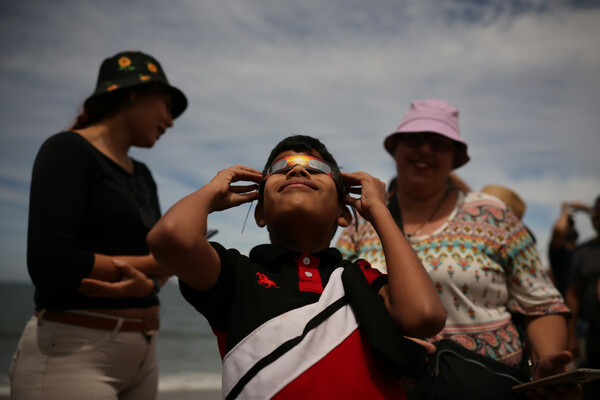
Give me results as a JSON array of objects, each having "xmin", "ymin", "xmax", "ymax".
[{"xmin": 86, "ymin": 50, "xmax": 187, "ymax": 118}]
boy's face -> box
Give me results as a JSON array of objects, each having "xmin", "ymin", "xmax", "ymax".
[{"xmin": 255, "ymin": 150, "xmax": 350, "ymax": 233}]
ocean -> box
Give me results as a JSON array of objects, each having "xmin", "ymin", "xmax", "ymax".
[{"xmin": 0, "ymin": 281, "xmax": 223, "ymax": 397}]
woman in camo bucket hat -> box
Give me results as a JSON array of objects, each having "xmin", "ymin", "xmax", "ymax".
[
  {"xmin": 10, "ymin": 51, "xmax": 186, "ymax": 399},
  {"xmin": 85, "ymin": 50, "xmax": 187, "ymax": 118}
]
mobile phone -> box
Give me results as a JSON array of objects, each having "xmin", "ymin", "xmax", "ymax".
[{"xmin": 513, "ymin": 368, "xmax": 600, "ymax": 392}]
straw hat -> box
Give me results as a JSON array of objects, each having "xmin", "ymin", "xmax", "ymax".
[{"xmin": 481, "ymin": 185, "xmax": 526, "ymax": 220}]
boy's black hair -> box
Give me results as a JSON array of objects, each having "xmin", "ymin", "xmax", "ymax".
[
  {"xmin": 263, "ymin": 135, "xmax": 340, "ymax": 175},
  {"xmin": 261, "ymin": 135, "xmax": 347, "ymax": 198},
  {"xmin": 259, "ymin": 134, "xmax": 356, "ymax": 234}
]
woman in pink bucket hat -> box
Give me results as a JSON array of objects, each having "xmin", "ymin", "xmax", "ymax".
[
  {"xmin": 10, "ymin": 50, "xmax": 187, "ymax": 399},
  {"xmin": 337, "ymin": 99, "xmax": 579, "ymax": 399}
]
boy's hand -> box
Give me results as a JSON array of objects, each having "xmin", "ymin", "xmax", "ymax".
[
  {"xmin": 340, "ymin": 171, "xmax": 387, "ymax": 222},
  {"xmin": 206, "ymin": 165, "xmax": 263, "ymax": 213}
]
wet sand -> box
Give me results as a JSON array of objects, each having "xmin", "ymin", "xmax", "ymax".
[
  {"xmin": 0, "ymin": 389, "xmax": 221, "ymax": 400},
  {"xmin": 158, "ymin": 389, "xmax": 221, "ymax": 399}
]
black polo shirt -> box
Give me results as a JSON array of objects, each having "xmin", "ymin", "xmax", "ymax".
[{"xmin": 179, "ymin": 242, "xmax": 387, "ymax": 357}]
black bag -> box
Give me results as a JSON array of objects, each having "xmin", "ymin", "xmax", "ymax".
[{"xmin": 410, "ymin": 339, "xmax": 530, "ymax": 400}]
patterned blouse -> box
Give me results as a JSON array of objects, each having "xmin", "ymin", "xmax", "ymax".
[{"xmin": 336, "ymin": 191, "xmax": 569, "ymax": 367}]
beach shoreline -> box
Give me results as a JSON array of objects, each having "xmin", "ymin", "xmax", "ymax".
[
  {"xmin": 159, "ymin": 389, "xmax": 221, "ymax": 399},
  {"xmin": 0, "ymin": 389, "xmax": 221, "ymax": 400}
]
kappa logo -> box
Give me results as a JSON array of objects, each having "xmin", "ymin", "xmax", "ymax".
[{"xmin": 256, "ymin": 272, "xmax": 280, "ymax": 288}]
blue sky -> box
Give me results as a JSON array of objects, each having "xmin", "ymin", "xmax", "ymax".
[{"xmin": 1, "ymin": 0, "xmax": 599, "ymax": 282}]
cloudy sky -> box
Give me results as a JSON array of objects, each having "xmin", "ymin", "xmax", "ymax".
[{"xmin": 1, "ymin": 0, "xmax": 599, "ymax": 282}]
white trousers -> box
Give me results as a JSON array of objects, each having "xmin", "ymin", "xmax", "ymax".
[{"xmin": 10, "ymin": 315, "xmax": 158, "ymax": 400}]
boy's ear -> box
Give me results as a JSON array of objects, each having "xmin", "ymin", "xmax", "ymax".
[
  {"xmin": 254, "ymin": 199, "xmax": 267, "ymax": 227},
  {"xmin": 337, "ymin": 204, "xmax": 353, "ymax": 228}
]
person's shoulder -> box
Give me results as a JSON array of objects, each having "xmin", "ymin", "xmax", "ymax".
[
  {"xmin": 575, "ymin": 237, "xmax": 600, "ymax": 252},
  {"xmin": 38, "ymin": 131, "xmax": 89, "ymax": 154},
  {"xmin": 212, "ymin": 241, "xmax": 243, "ymax": 257},
  {"xmin": 34, "ymin": 131, "xmax": 95, "ymax": 169},
  {"xmin": 457, "ymin": 191, "xmax": 520, "ymax": 224},
  {"xmin": 42, "ymin": 131, "xmax": 83, "ymax": 146},
  {"xmin": 463, "ymin": 191, "xmax": 507, "ymax": 210}
]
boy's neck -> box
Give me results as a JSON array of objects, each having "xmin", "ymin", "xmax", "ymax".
[{"xmin": 268, "ymin": 222, "xmax": 334, "ymax": 255}]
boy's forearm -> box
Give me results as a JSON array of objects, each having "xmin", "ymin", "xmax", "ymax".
[
  {"xmin": 149, "ymin": 188, "xmax": 212, "ymax": 253},
  {"xmin": 370, "ymin": 206, "xmax": 446, "ymax": 337}
]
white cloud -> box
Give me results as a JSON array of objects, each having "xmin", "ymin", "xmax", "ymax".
[{"xmin": 1, "ymin": 0, "xmax": 599, "ymax": 281}]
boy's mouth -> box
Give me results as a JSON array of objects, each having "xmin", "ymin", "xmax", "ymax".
[{"xmin": 279, "ymin": 179, "xmax": 318, "ymax": 192}]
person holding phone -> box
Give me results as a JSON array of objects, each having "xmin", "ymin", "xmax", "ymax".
[
  {"xmin": 336, "ymin": 99, "xmax": 577, "ymax": 399},
  {"xmin": 565, "ymin": 195, "xmax": 600, "ymax": 399}
]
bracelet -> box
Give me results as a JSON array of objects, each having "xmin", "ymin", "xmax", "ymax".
[{"xmin": 149, "ymin": 277, "xmax": 161, "ymax": 296}]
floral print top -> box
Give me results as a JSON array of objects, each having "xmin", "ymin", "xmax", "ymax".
[{"xmin": 336, "ymin": 191, "xmax": 569, "ymax": 367}]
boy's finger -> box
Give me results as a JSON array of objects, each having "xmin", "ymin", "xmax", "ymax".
[
  {"xmin": 231, "ymin": 192, "xmax": 260, "ymax": 206},
  {"xmin": 231, "ymin": 165, "xmax": 263, "ymax": 175},
  {"xmin": 230, "ymin": 167, "xmax": 263, "ymax": 182},
  {"xmin": 344, "ymin": 196, "xmax": 358, "ymax": 208},
  {"xmin": 346, "ymin": 186, "xmax": 362, "ymax": 195},
  {"xmin": 340, "ymin": 172, "xmax": 363, "ymax": 185},
  {"xmin": 229, "ymin": 184, "xmax": 259, "ymax": 194}
]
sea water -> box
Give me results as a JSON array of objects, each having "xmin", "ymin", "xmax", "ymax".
[{"xmin": 0, "ymin": 280, "xmax": 222, "ymax": 396}]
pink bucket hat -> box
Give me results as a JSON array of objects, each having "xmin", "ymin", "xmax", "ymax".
[{"xmin": 383, "ymin": 99, "xmax": 470, "ymax": 169}]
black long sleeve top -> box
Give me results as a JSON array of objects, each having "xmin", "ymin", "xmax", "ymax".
[{"xmin": 27, "ymin": 131, "xmax": 161, "ymax": 310}]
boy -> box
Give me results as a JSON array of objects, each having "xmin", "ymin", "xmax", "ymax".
[{"xmin": 148, "ymin": 135, "xmax": 445, "ymax": 399}]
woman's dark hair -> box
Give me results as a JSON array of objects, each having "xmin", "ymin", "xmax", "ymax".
[{"xmin": 70, "ymin": 83, "xmax": 167, "ymax": 130}]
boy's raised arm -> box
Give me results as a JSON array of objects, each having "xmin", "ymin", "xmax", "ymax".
[
  {"xmin": 147, "ymin": 166, "xmax": 262, "ymax": 291},
  {"xmin": 341, "ymin": 171, "xmax": 446, "ymax": 338}
]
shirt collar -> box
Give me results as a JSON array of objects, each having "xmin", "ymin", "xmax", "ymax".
[{"xmin": 249, "ymin": 244, "xmax": 343, "ymax": 269}]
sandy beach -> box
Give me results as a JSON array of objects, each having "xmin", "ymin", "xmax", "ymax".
[
  {"xmin": 0, "ymin": 389, "xmax": 221, "ymax": 400},
  {"xmin": 158, "ymin": 389, "xmax": 221, "ymax": 399}
]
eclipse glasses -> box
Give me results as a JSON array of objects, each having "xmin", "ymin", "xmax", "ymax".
[
  {"xmin": 244, "ymin": 154, "xmax": 357, "ymax": 232},
  {"xmin": 260, "ymin": 155, "xmax": 346, "ymax": 196},
  {"xmin": 264, "ymin": 155, "xmax": 336, "ymax": 178}
]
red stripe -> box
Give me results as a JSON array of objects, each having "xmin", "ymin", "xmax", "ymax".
[
  {"xmin": 357, "ymin": 259, "xmax": 384, "ymax": 284},
  {"xmin": 213, "ymin": 329, "xmax": 227, "ymax": 360},
  {"xmin": 273, "ymin": 330, "xmax": 407, "ymax": 399}
]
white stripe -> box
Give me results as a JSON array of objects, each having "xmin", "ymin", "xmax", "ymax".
[{"xmin": 222, "ymin": 268, "xmax": 358, "ymax": 399}]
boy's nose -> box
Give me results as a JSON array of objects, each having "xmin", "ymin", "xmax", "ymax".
[{"xmin": 286, "ymin": 164, "xmax": 310, "ymax": 177}]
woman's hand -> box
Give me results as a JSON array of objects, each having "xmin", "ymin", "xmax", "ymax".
[
  {"xmin": 78, "ymin": 259, "xmax": 156, "ymax": 298},
  {"xmin": 206, "ymin": 165, "xmax": 262, "ymax": 213},
  {"xmin": 562, "ymin": 201, "xmax": 591, "ymax": 215},
  {"xmin": 525, "ymin": 351, "xmax": 582, "ymax": 400},
  {"xmin": 405, "ymin": 337, "xmax": 437, "ymax": 354}
]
